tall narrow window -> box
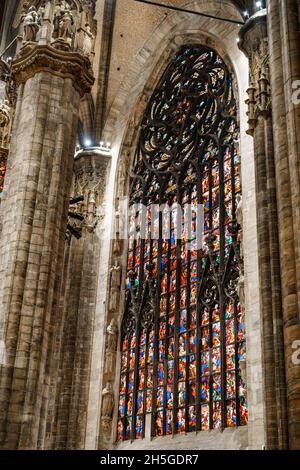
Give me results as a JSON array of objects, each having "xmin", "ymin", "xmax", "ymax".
[{"xmin": 117, "ymin": 45, "xmax": 247, "ymax": 442}]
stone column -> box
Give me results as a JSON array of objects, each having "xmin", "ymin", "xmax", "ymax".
[
  {"xmin": 0, "ymin": 4, "xmax": 94, "ymax": 449},
  {"xmin": 267, "ymin": 0, "xmax": 300, "ymax": 450},
  {"xmin": 0, "ymin": 58, "xmax": 15, "ymax": 198},
  {"xmin": 48, "ymin": 148, "xmax": 111, "ymax": 450},
  {"xmin": 239, "ymin": 9, "xmax": 288, "ymax": 449}
]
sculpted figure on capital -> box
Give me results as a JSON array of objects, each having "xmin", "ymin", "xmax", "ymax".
[
  {"xmin": 53, "ymin": 1, "xmax": 75, "ymax": 43},
  {"xmin": 23, "ymin": 6, "xmax": 40, "ymax": 42}
]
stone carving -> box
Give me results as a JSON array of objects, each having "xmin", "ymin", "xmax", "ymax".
[
  {"xmin": 101, "ymin": 382, "xmax": 114, "ymax": 416},
  {"xmin": 23, "ymin": 6, "xmax": 40, "ymax": 43},
  {"xmin": 82, "ymin": 25, "xmax": 94, "ymax": 57},
  {"xmin": 101, "ymin": 382, "xmax": 114, "ymax": 434},
  {"xmin": 236, "ymin": 194, "xmax": 243, "ymax": 255},
  {"xmin": 11, "ymin": 0, "xmax": 95, "ymax": 96},
  {"xmin": 106, "ymin": 318, "xmax": 118, "ymax": 353},
  {"xmin": 108, "ymin": 261, "xmax": 121, "ymax": 313},
  {"xmin": 85, "ymin": 190, "xmax": 97, "ymax": 232},
  {"xmin": 95, "ymin": 203, "xmax": 107, "ymax": 239},
  {"xmin": 118, "ymin": 151, "xmax": 131, "ymax": 196},
  {"xmin": 0, "ymin": 61, "xmax": 15, "ymax": 196},
  {"xmin": 58, "ymin": 9, "xmax": 74, "ymax": 42},
  {"xmin": 239, "ymin": 358, "xmax": 247, "ymax": 398},
  {"xmin": 18, "ymin": 0, "xmax": 96, "ymax": 59},
  {"xmin": 75, "ymin": 160, "xmax": 106, "ymax": 199},
  {"xmin": 239, "ymin": 12, "xmax": 270, "ymax": 135},
  {"xmin": 110, "ymin": 260, "xmax": 121, "ymax": 288},
  {"xmin": 0, "ymin": 59, "xmax": 17, "ymax": 107},
  {"xmin": 37, "ymin": 1, "xmax": 46, "ymax": 20},
  {"xmin": 112, "ymin": 237, "xmax": 124, "ymax": 258},
  {"xmin": 0, "ymin": 81, "xmax": 5, "ymax": 103},
  {"xmin": 104, "ymin": 318, "xmax": 118, "ymax": 375},
  {"xmin": 74, "ymin": 150, "xmax": 110, "ymax": 234},
  {"xmin": 11, "ymin": 46, "xmax": 94, "ymax": 97},
  {"xmin": 0, "ymin": 100, "xmax": 11, "ymax": 148},
  {"xmin": 246, "ymin": 44, "xmax": 270, "ymax": 135},
  {"xmin": 53, "ymin": 1, "xmax": 75, "ymax": 44},
  {"xmin": 0, "ymin": 100, "xmax": 10, "ymax": 125}
]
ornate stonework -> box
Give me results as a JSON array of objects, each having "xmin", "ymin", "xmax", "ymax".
[
  {"xmin": 22, "ymin": 5, "xmax": 40, "ymax": 42},
  {"xmin": 12, "ymin": 43, "xmax": 94, "ymax": 96},
  {"xmin": 0, "ymin": 60, "xmax": 15, "ymax": 195},
  {"xmin": 0, "ymin": 101, "xmax": 11, "ymax": 151},
  {"xmin": 74, "ymin": 147, "xmax": 111, "ymax": 233},
  {"xmin": 19, "ymin": 1, "xmax": 97, "ymax": 54},
  {"xmin": 239, "ymin": 9, "xmax": 270, "ymax": 135},
  {"xmin": 239, "ymin": 6, "xmax": 290, "ymax": 451},
  {"xmin": 11, "ymin": 1, "xmax": 96, "ymax": 97},
  {"xmin": 104, "ymin": 318, "xmax": 118, "ymax": 376}
]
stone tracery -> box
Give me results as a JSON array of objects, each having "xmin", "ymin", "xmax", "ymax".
[{"xmin": 18, "ymin": 0, "xmax": 96, "ymax": 58}]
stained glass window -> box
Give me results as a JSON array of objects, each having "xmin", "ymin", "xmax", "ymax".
[
  {"xmin": 117, "ymin": 45, "xmax": 247, "ymax": 442},
  {"xmin": 0, "ymin": 154, "xmax": 6, "ymax": 193}
]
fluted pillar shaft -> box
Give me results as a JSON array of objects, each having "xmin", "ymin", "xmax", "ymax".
[
  {"xmin": 0, "ymin": 41, "xmax": 93, "ymax": 448},
  {"xmin": 48, "ymin": 148, "xmax": 111, "ymax": 449}
]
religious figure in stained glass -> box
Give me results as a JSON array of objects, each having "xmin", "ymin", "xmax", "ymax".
[{"xmin": 117, "ymin": 44, "xmax": 247, "ymax": 441}]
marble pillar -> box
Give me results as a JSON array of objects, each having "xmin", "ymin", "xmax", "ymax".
[{"xmin": 267, "ymin": 0, "xmax": 300, "ymax": 449}]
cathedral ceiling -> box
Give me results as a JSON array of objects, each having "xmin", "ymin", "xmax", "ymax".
[
  {"xmin": 92, "ymin": 0, "xmax": 265, "ymax": 140},
  {"xmin": 102, "ymin": 1, "xmax": 244, "ymax": 118}
]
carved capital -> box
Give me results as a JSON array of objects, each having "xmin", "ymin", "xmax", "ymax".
[
  {"xmin": 74, "ymin": 147, "xmax": 111, "ymax": 233},
  {"xmin": 11, "ymin": 43, "xmax": 94, "ymax": 97},
  {"xmin": 238, "ymin": 9, "xmax": 271, "ymax": 135}
]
